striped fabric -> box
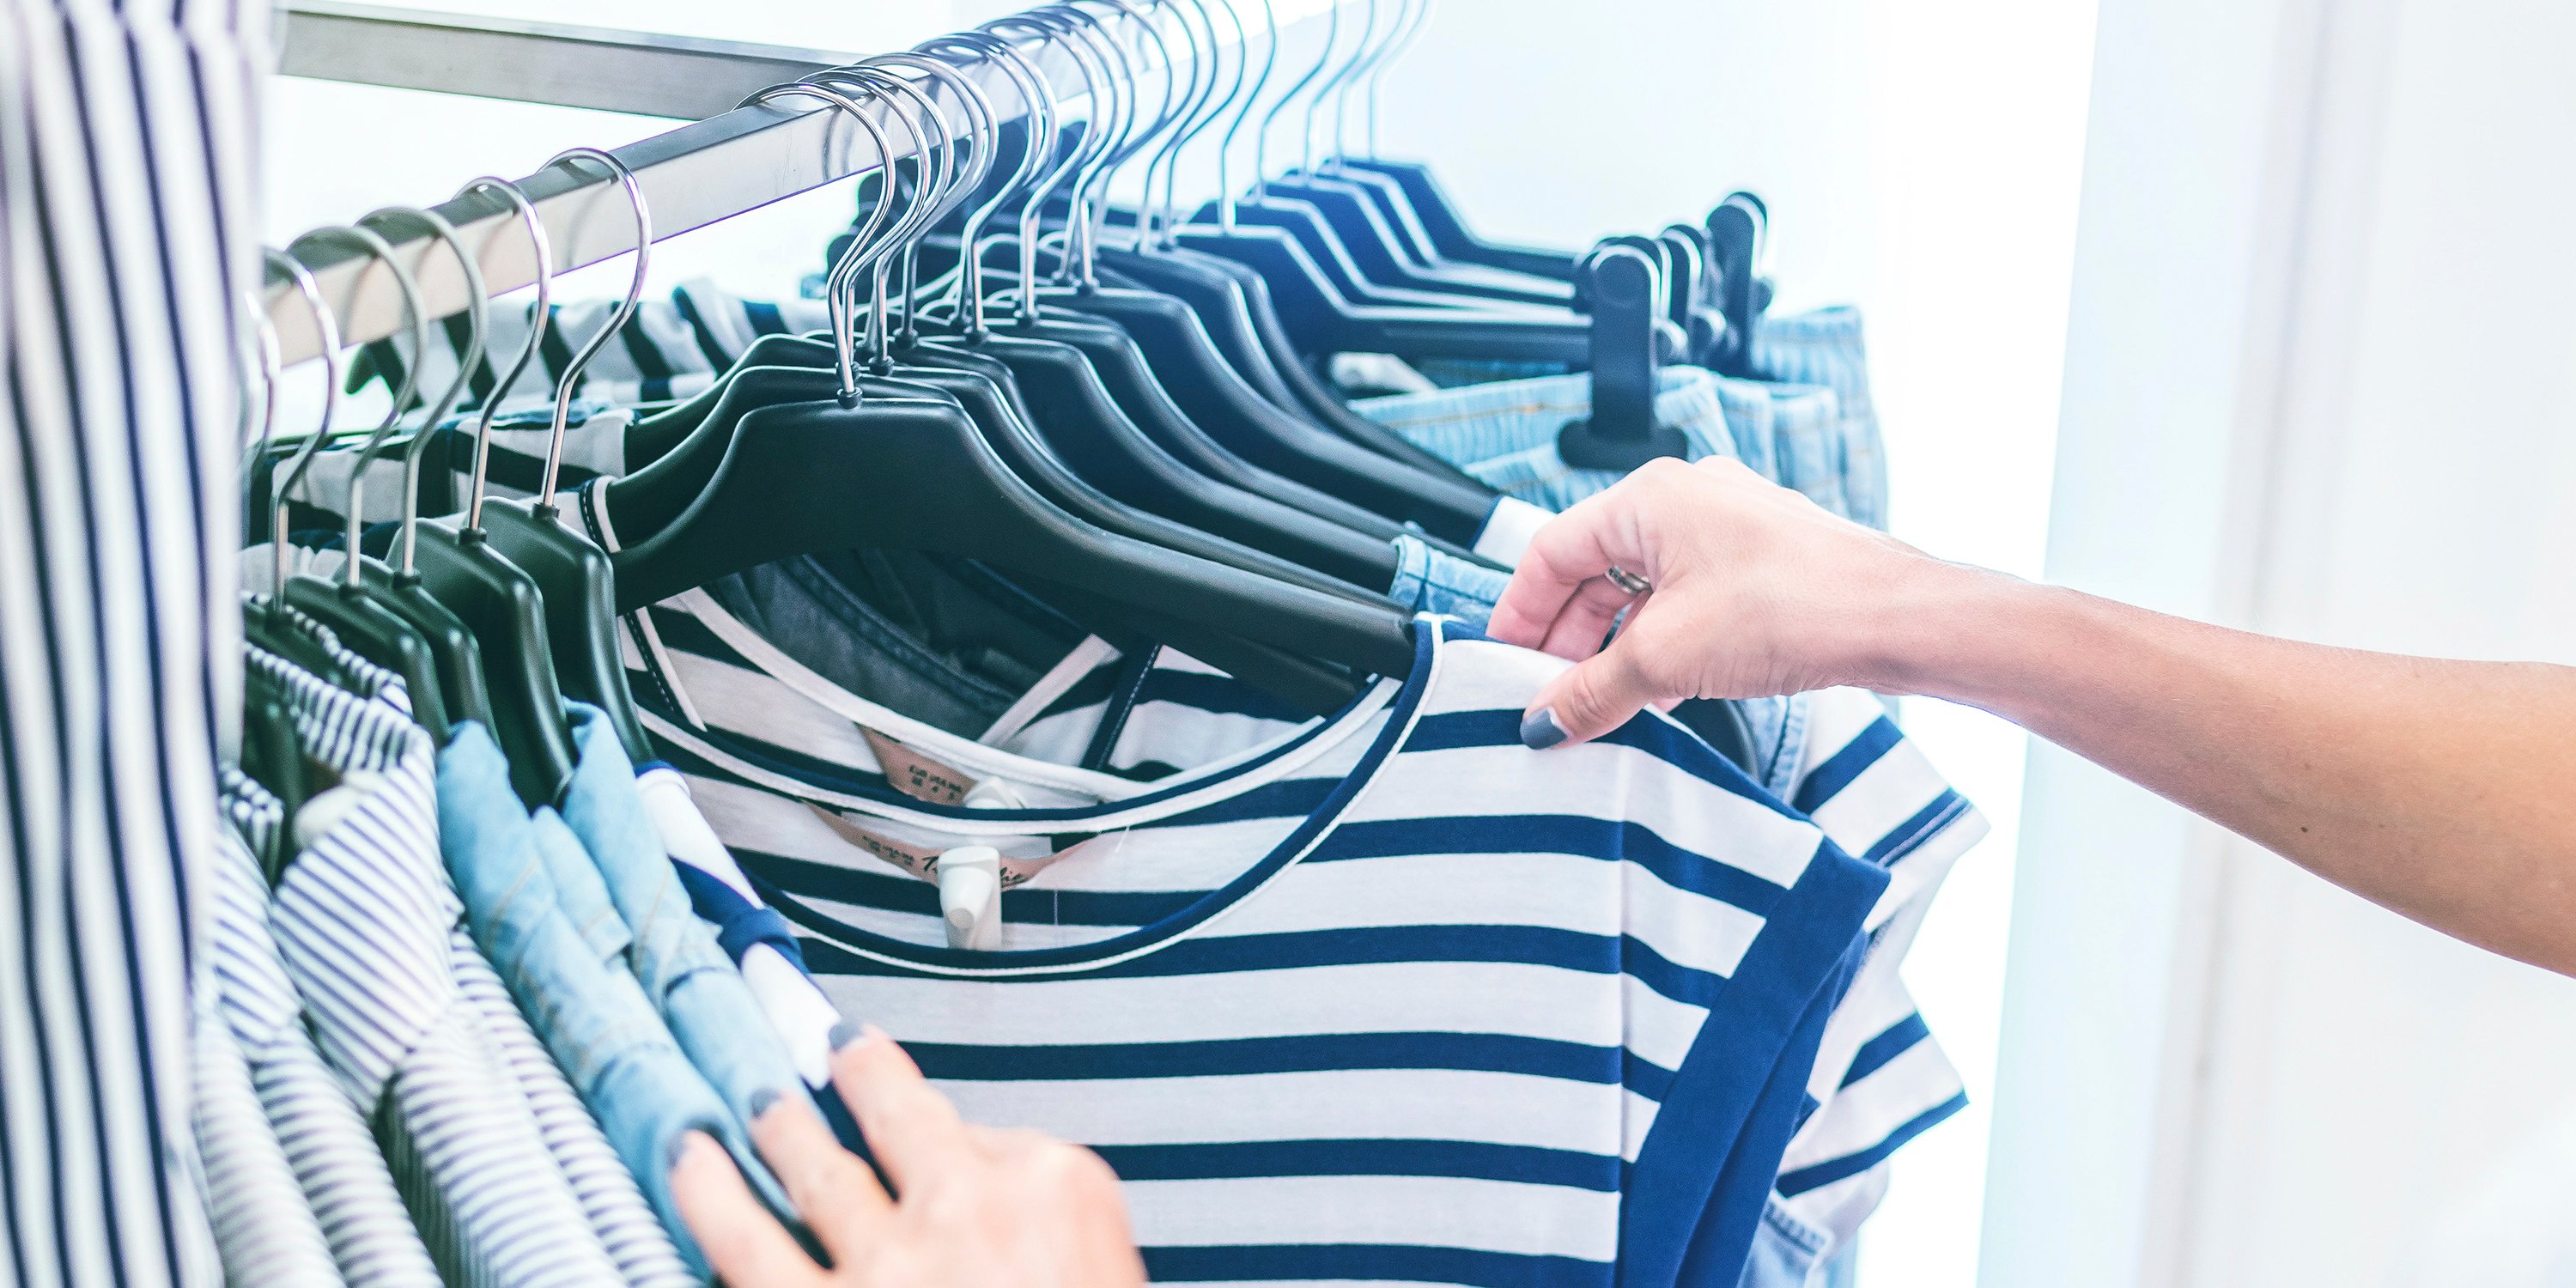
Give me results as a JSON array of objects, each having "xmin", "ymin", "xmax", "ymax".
[
  {"xmin": 568, "ymin": 473, "xmax": 1895, "ymax": 1283},
  {"xmin": 2, "ymin": 0, "xmax": 270, "ymax": 1284},
  {"xmin": 247, "ymin": 649, "xmax": 625, "ymax": 1288},
  {"xmin": 446, "ymin": 934, "xmax": 700, "ymax": 1288},
  {"xmin": 617, "ymin": 597, "xmax": 1893, "ymax": 1286},
  {"xmin": 210, "ymin": 774, "xmax": 442, "ymax": 1288},
  {"xmin": 225, "ymin": 617, "xmax": 680, "ymax": 1284},
  {"xmin": 188, "ymin": 963, "xmax": 343, "ymax": 1288},
  {"xmin": 570, "ymin": 471, "xmax": 1981, "ymax": 1274}
]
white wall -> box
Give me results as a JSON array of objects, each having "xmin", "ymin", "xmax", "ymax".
[{"xmin": 1984, "ymin": 0, "xmax": 2576, "ymax": 1284}]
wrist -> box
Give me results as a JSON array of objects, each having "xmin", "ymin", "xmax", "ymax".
[{"xmin": 1846, "ymin": 556, "xmax": 2056, "ymax": 702}]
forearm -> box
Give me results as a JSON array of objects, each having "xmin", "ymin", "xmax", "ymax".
[{"xmin": 1876, "ymin": 565, "xmax": 2576, "ymax": 973}]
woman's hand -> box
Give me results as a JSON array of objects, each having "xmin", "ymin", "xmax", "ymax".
[
  {"xmin": 670, "ymin": 1024, "xmax": 1146, "ymax": 1288},
  {"xmin": 1489, "ymin": 455, "xmax": 1964, "ymax": 747}
]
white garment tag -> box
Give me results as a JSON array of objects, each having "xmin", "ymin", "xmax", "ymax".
[{"xmin": 1473, "ymin": 496, "xmax": 1555, "ymax": 567}]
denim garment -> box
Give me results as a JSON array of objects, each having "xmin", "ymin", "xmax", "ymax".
[
  {"xmin": 554, "ymin": 704, "xmax": 820, "ymax": 1151},
  {"xmin": 1760, "ymin": 382, "xmax": 1854, "ymax": 524},
  {"xmin": 1388, "ymin": 534, "xmax": 1513, "ymax": 629},
  {"xmin": 437, "ymin": 721, "xmax": 743, "ymax": 1275},
  {"xmin": 703, "ymin": 550, "xmax": 1088, "ymax": 740},
  {"xmin": 1350, "ymin": 367, "xmax": 1748, "ymax": 513},
  {"xmin": 1686, "ymin": 377, "xmax": 1778, "ymax": 485},
  {"xmin": 1755, "ymin": 307, "xmax": 1886, "ymax": 531}
]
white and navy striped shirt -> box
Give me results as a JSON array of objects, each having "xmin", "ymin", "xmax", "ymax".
[
  {"xmin": 4, "ymin": 1, "xmax": 270, "ymax": 1284},
  {"xmin": 210, "ymin": 775, "xmax": 444, "ymax": 1288},
  {"xmin": 574, "ymin": 472, "xmax": 1893, "ymax": 1283}
]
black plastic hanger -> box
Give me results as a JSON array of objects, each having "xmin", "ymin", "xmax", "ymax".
[
  {"xmin": 271, "ymin": 223, "xmax": 455, "ymax": 743},
  {"xmin": 401, "ymin": 176, "xmax": 582, "ymax": 805},
  {"xmin": 614, "ymin": 70, "xmax": 1415, "ymax": 703},
  {"xmin": 244, "ymin": 256, "xmax": 373, "ymax": 696},
  {"xmin": 611, "ymin": 382, "xmax": 1415, "ymax": 698},
  {"xmin": 1558, "ymin": 246, "xmax": 1692, "ymax": 471},
  {"xmin": 1059, "ymin": 284, "xmax": 1494, "ymax": 542},
  {"xmin": 470, "ymin": 151, "xmax": 660, "ymax": 766},
  {"xmin": 239, "ymin": 664, "xmax": 311, "ymax": 866},
  {"xmin": 1706, "ymin": 201, "xmax": 1765, "ymax": 377}
]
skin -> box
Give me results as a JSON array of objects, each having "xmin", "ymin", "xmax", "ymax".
[
  {"xmin": 1493, "ymin": 455, "xmax": 2576, "ymax": 977},
  {"xmin": 669, "ymin": 1025, "xmax": 1146, "ymax": 1288}
]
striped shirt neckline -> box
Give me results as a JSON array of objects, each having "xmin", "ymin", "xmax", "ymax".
[{"xmin": 574, "ymin": 480, "xmax": 1431, "ymax": 976}]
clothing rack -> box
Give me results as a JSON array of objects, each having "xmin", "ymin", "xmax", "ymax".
[
  {"xmin": 264, "ymin": 0, "xmax": 1355, "ymax": 368},
  {"xmin": 279, "ymin": 3, "xmax": 854, "ymax": 120}
]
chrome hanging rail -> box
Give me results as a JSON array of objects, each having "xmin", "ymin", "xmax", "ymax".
[{"xmin": 264, "ymin": 0, "xmax": 1358, "ymax": 367}]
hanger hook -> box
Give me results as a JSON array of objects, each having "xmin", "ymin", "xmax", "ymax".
[
  {"xmin": 1018, "ymin": 5, "xmax": 1133, "ymax": 290},
  {"xmin": 1256, "ymin": 0, "xmax": 1336, "ymax": 197},
  {"xmin": 278, "ymin": 225, "xmax": 425, "ymax": 592},
  {"xmin": 1364, "ymin": 0, "xmax": 1431, "ymax": 160},
  {"xmin": 808, "ymin": 64, "xmax": 954, "ymax": 368},
  {"xmin": 1067, "ymin": 0, "xmax": 1176, "ymax": 277},
  {"xmin": 1219, "ymin": 0, "xmax": 1280, "ymax": 228},
  {"xmin": 985, "ymin": 10, "xmax": 1112, "ymax": 316},
  {"xmin": 448, "ymin": 175, "xmax": 553, "ymax": 533},
  {"xmin": 920, "ymin": 31, "xmax": 1056, "ymax": 336},
  {"xmin": 878, "ymin": 46, "xmax": 1017, "ymax": 342},
  {"xmin": 532, "ymin": 146, "xmax": 651, "ymax": 511},
  {"xmin": 1157, "ymin": 0, "xmax": 1249, "ymax": 243},
  {"xmin": 284, "ymin": 224, "xmax": 429, "ymax": 590},
  {"xmin": 358, "ymin": 204, "xmax": 490, "ymax": 579},
  {"xmin": 813, "ymin": 58, "xmax": 976, "ymax": 361},
  {"xmin": 740, "ymin": 79, "xmax": 897, "ymax": 404},
  {"xmin": 258, "ymin": 247, "xmax": 343, "ymax": 608},
  {"xmin": 1315, "ymin": 0, "xmax": 1380, "ymax": 173},
  {"xmin": 1127, "ymin": 0, "xmax": 1215, "ymax": 250}
]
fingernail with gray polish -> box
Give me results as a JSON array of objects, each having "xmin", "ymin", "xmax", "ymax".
[
  {"xmin": 1520, "ymin": 708, "xmax": 1568, "ymax": 750},
  {"xmin": 829, "ymin": 1021, "xmax": 865, "ymax": 1052},
  {"xmin": 748, "ymin": 1088, "xmax": 781, "ymax": 1121},
  {"xmin": 665, "ymin": 1132, "xmax": 697, "ymax": 1176}
]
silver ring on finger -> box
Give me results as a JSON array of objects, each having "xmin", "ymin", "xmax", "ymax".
[{"xmin": 1603, "ymin": 565, "xmax": 1653, "ymax": 598}]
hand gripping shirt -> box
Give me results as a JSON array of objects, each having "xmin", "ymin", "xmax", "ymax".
[
  {"xmin": 586, "ymin": 540, "xmax": 1892, "ymax": 1288},
  {"xmin": 1362, "ymin": 532, "xmax": 1984, "ymax": 1271}
]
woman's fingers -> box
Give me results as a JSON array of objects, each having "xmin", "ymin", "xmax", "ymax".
[
  {"xmin": 668, "ymin": 1131, "xmax": 829, "ymax": 1288},
  {"xmin": 833, "ymin": 1024, "xmax": 974, "ymax": 1194},
  {"xmin": 1485, "ymin": 485, "xmax": 1644, "ymax": 650},
  {"xmin": 750, "ymin": 1091, "xmax": 892, "ymax": 1264},
  {"xmin": 1522, "ymin": 614, "xmax": 1675, "ymax": 749},
  {"xmin": 1534, "ymin": 580, "xmax": 1643, "ymax": 664}
]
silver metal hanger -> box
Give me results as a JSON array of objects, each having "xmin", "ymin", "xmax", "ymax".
[
  {"xmin": 531, "ymin": 146, "xmax": 653, "ymax": 513},
  {"xmin": 448, "ymin": 174, "xmax": 555, "ymax": 532},
  {"xmin": 287, "ymin": 223, "xmax": 430, "ymax": 585},
  {"xmin": 269, "ymin": 228, "xmax": 424, "ymax": 590},
  {"xmin": 355, "ymin": 205, "xmax": 490, "ymax": 577},
  {"xmin": 246, "ymin": 249, "xmax": 336, "ymax": 608},
  {"xmin": 735, "ymin": 78, "xmax": 902, "ymax": 402}
]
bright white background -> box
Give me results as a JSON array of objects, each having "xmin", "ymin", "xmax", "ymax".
[{"xmin": 264, "ymin": 3, "xmax": 2101, "ymax": 1285}]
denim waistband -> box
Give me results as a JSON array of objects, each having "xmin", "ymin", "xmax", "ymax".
[{"xmin": 1351, "ymin": 367, "xmax": 1751, "ymax": 513}]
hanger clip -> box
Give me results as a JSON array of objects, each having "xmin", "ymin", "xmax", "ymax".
[{"xmin": 1558, "ymin": 244, "xmax": 1688, "ymax": 471}]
